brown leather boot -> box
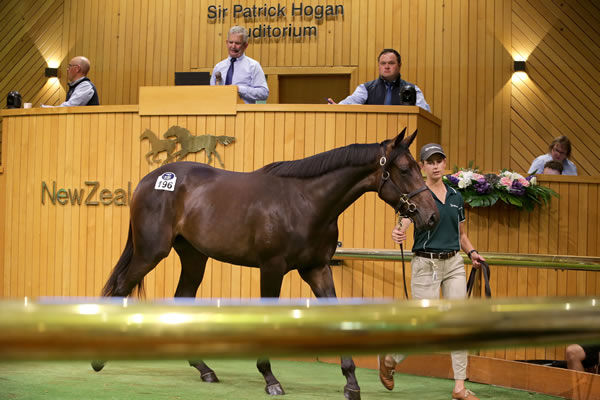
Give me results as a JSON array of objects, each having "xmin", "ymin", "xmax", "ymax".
[
  {"xmin": 451, "ymin": 388, "xmax": 480, "ymax": 400},
  {"xmin": 378, "ymin": 354, "xmax": 396, "ymax": 390}
]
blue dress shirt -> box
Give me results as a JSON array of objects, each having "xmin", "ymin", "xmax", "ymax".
[
  {"xmin": 210, "ymin": 54, "xmax": 269, "ymax": 104},
  {"xmin": 528, "ymin": 154, "xmax": 578, "ymax": 175},
  {"xmin": 59, "ymin": 77, "xmax": 95, "ymax": 107},
  {"xmin": 339, "ymin": 81, "xmax": 431, "ymax": 112}
]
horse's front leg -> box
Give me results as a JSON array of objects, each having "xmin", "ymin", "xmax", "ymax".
[
  {"xmin": 256, "ymin": 260, "xmax": 286, "ymax": 395},
  {"xmin": 299, "ymin": 264, "xmax": 361, "ymax": 400}
]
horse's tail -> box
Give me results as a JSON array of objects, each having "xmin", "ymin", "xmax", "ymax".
[
  {"xmin": 101, "ymin": 224, "xmax": 145, "ymax": 298},
  {"xmin": 217, "ymin": 135, "xmax": 236, "ymax": 145}
]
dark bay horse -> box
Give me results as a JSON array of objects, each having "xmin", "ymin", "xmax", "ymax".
[{"xmin": 92, "ymin": 129, "xmax": 438, "ymax": 400}]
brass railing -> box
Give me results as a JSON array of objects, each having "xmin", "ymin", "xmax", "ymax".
[{"xmin": 1, "ymin": 297, "xmax": 599, "ymax": 360}]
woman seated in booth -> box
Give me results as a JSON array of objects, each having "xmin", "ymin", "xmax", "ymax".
[{"xmin": 528, "ymin": 136, "xmax": 577, "ymax": 176}]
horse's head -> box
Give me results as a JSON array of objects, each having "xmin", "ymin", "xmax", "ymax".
[
  {"xmin": 378, "ymin": 128, "xmax": 439, "ymax": 231},
  {"xmin": 140, "ymin": 129, "xmax": 154, "ymax": 140},
  {"xmin": 163, "ymin": 126, "xmax": 190, "ymax": 140}
]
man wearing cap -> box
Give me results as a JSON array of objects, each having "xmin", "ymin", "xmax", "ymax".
[{"xmin": 378, "ymin": 143, "xmax": 486, "ymax": 400}]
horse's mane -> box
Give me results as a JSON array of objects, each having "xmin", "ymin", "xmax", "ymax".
[{"xmin": 260, "ymin": 142, "xmax": 386, "ymax": 178}]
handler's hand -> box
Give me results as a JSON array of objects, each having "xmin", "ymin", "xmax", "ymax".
[
  {"xmin": 471, "ymin": 252, "xmax": 486, "ymax": 269},
  {"xmin": 391, "ymin": 226, "xmax": 407, "ymax": 244}
]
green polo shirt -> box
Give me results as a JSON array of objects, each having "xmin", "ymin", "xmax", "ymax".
[{"xmin": 413, "ymin": 184, "xmax": 465, "ymax": 252}]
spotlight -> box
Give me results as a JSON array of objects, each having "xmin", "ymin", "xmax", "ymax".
[
  {"xmin": 513, "ymin": 60, "xmax": 526, "ymax": 73},
  {"xmin": 45, "ymin": 67, "xmax": 58, "ymax": 78}
]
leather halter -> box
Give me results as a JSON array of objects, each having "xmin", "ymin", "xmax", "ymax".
[{"xmin": 377, "ymin": 154, "xmax": 428, "ymax": 218}]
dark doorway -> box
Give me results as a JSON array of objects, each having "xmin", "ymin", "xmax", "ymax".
[{"xmin": 278, "ymin": 74, "xmax": 350, "ymax": 104}]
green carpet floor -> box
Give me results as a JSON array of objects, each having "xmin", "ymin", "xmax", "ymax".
[{"xmin": 0, "ymin": 359, "xmax": 561, "ymax": 399}]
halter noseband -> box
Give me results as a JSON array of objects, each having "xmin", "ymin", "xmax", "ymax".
[{"xmin": 377, "ymin": 155, "xmax": 428, "ymax": 217}]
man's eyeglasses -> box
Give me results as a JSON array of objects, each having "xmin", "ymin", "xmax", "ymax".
[{"xmin": 67, "ymin": 64, "xmax": 80, "ymax": 69}]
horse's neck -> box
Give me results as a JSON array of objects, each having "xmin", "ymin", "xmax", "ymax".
[
  {"xmin": 143, "ymin": 133, "xmax": 156, "ymax": 144},
  {"xmin": 180, "ymin": 134, "xmax": 193, "ymax": 145},
  {"xmin": 306, "ymin": 164, "xmax": 378, "ymax": 220}
]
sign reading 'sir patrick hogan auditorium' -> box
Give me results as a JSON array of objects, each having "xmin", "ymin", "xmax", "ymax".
[{"xmin": 207, "ymin": 2, "xmax": 344, "ymax": 39}]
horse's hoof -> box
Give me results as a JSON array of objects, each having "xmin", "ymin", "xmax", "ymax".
[
  {"xmin": 265, "ymin": 383, "xmax": 285, "ymax": 395},
  {"xmin": 344, "ymin": 387, "xmax": 361, "ymax": 400},
  {"xmin": 200, "ymin": 371, "xmax": 219, "ymax": 383},
  {"xmin": 91, "ymin": 361, "xmax": 105, "ymax": 372}
]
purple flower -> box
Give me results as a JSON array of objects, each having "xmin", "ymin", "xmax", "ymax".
[
  {"xmin": 510, "ymin": 180, "xmax": 526, "ymax": 196},
  {"xmin": 473, "ymin": 177, "xmax": 492, "ymax": 194},
  {"xmin": 446, "ymin": 174, "xmax": 460, "ymax": 185}
]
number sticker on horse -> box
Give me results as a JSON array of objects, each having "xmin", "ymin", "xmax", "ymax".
[{"xmin": 155, "ymin": 172, "xmax": 177, "ymax": 191}]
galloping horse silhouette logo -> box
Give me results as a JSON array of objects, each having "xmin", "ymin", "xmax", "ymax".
[
  {"xmin": 140, "ymin": 126, "xmax": 235, "ymax": 167},
  {"xmin": 140, "ymin": 129, "xmax": 177, "ymax": 165}
]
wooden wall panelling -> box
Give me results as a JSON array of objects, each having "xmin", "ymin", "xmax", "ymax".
[
  {"xmin": 6, "ymin": 117, "xmax": 19, "ymax": 297},
  {"xmin": 89, "ymin": 113, "xmax": 102, "ymax": 297},
  {"xmin": 2, "ymin": 0, "xmax": 599, "ymax": 174},
  {"xmin": 83, "ymin": 113, "xmax": 95, "ymax": 296},
  {"xmin": 3, "ymin": 116, "xmax": 14, "ymax": 296},
  {"xmin": 0, "ymin": 119, "xmax": 6, "ymax": 297},
  {"xmin": 511, "ymin": 0, "xmax": 600, "ymax": 175}
]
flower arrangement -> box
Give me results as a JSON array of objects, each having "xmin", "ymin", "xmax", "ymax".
[{"xmin": 443, "ymin": 162, "xmax": 558, "ymax": 211}]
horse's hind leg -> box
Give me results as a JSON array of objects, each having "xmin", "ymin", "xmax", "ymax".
[
  {"xmin": 211, "ymin": 150, "xmax": 225, "ymax": 168},
  {"xmin": 173, "ymin": 236, "xmax": 208, "ymax": 298},
  {"xmin": 256, "ymin": 262, "xmax": 286, "ymax": 395},
  {"xmin": 257, "ymin": 358, "xmax": 284, "ymax": 395},
  {"xmin": 299, "ymin": 265, "xmax": 361, "ymax": 400},
  {"xmin": 172, "ymin": 237, "xmax": 219, "ymax": 383},
  {"xmin": 92, "ymin": 225, "xmax": 173, "ymax": 372}
]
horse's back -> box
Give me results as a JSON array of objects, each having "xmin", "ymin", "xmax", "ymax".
[{"xmin": 133, "ymin": 162, "xmax": 217, "ymax": 203}]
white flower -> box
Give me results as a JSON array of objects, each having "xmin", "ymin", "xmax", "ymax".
[
  {"xmin": 511, "ymin": 172, "xmax": 525, "ymax": 181},
  {"xmin": 530, "ymin": 176, "xmax": 537, "ymax": 186}
]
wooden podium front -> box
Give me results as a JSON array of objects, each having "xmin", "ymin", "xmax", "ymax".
[{"xmin": 139, "ymin": 85, "xmax": 244, "ymax": 116}]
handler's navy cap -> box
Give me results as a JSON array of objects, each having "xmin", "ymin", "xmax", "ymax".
[{"xmin": 420, "ymin": 143, "xmax": 446, "ymax": 161}]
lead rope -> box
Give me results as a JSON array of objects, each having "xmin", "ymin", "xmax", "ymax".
[
  {"xmin": 401, "ymin": 243, "xmax": 409, "ymax": 299},
  {"xmin": 396, "ymin": 216, "xmax": 409, "ymax": 299}
]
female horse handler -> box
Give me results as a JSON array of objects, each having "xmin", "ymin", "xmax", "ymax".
[{"xmin": 379, "ymin": 143, "xmax": 486, "ymax": 400}]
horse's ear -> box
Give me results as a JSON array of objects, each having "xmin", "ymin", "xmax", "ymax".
[
  {"xmin": 393, "ymin": 127, "xmax": 407, "ymax": 148},
  {"xmin": 396, "ymin": 129, "xmax": 418, "ymax": 149}
]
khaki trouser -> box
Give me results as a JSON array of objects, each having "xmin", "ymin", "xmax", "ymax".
[{"xmin": 392, "ymin": 253, "xmax": 468, "ymax": 380}]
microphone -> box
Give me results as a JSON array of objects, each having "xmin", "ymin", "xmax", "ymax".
[{"xmin": 215, "ymin": 71, "xmax": 222, "ymax": 85}]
